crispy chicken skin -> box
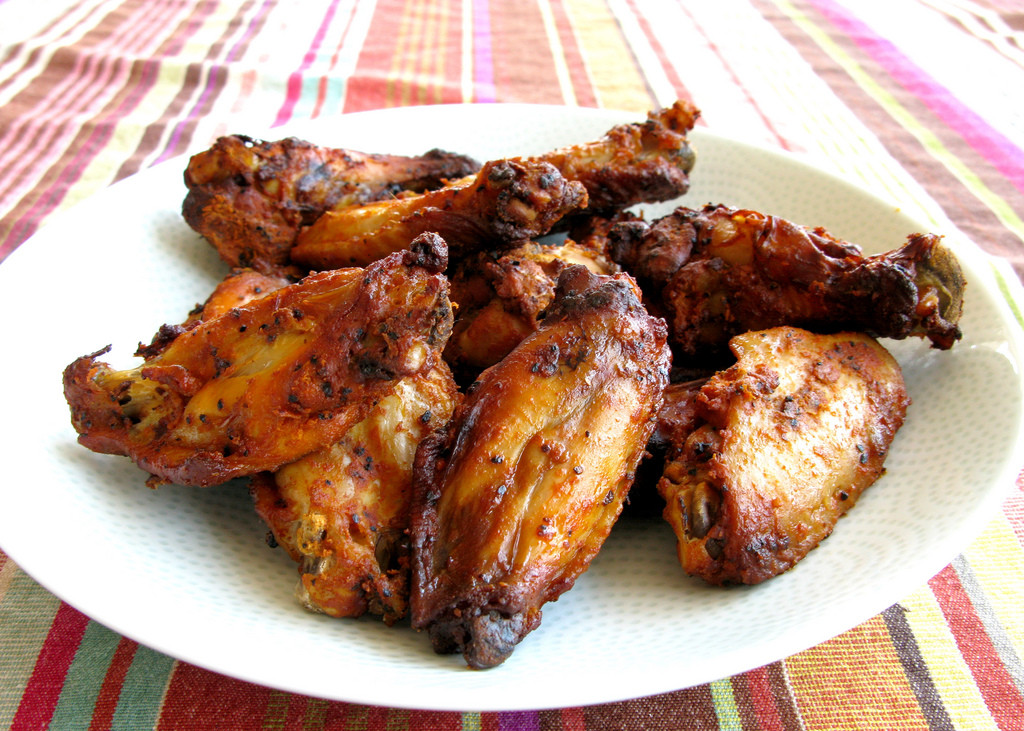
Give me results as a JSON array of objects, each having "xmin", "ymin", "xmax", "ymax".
[
  {"xmin": 290, "ymin": 101, "xmax": 699, "ymax": 271},
  {"xmin": 444, "ymin": 237, "xmax": 619, "ymax": 378},
  {"xmin": 251, "ymin": 363, "xmax": 460, "ymax": 624},
  {"xmin": 136, "ymin": 268, "xmax": 291, "ymax": 360},
  {"xmin": 410, "ymin": 266, "xmax": 671, "ymax": 668},
  {"xmin": 538, "ymin": 99, "xmax": 699, "ymax": 215},
  {"xmin": 290, "ymin": 159, "xmax": 589, "ymax": 270},
  {"xmin": 182, "ymin": 134, "xmax": 479, "ymax": 275},
  {"xmin": 610, "ymin": 204, "xmax": 965, "ymax": 364},
  {"xmin": 63, "ymin": 234, "xmax": 454, "ymax": 487},
  {"xmin": 658, "ymin": 327, "xmax": 910, "ymax": 585}
]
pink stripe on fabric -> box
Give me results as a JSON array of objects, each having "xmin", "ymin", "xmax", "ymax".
[
  {"xmin": 811, "ymin": 0, "xmax": 1024, "ymax": 195},
  {"xmin": 0, "ymin": 0, "xmax": 169, "ymax": 200},
  {"xmin": 473, "ymin": 0, "xmax": 495, "ymax": 102},
  {"xmin": 273, "ymin": 0, "xmax": 345, "ymax": 126},
  {"xmin": 312, "ymin": 1, "xmax": 359, "ymax": 117},
  {"xmin": 9, "ymin": 603, "xmax": 90, "ymax": 731},
  {"xmin": 154, "ymin": 0, "xmax": 274, "ymax": 165}
]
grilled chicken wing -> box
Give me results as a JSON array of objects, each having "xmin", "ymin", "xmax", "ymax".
[
  {"xmin": 410, "ymin": 266, "xmax": 671, "ymax": 668},
  {"xmin": 444, "ymin": 237, "xmax": 619, "ymax": 379},
  {"xmin": 182, "ymin": 134, "xmax": 479, "ymax": 275},
  {"xmin": 251, "ymin": 362, "xmax": 460, "ymax": 624},
  {"xmin": 290, "ymin": 159, "xmax": 589, "ymax": 269},
  {"xmin": 63, "ymin": 234, "xmax": 454, "ymax": 487},
  {"xmin": 658, "ymin": 327, "xmax": 910, "ymax": 585},
  {"xmin": 610, "ymin": 204, "xmax": 965, "ymax": 365}
]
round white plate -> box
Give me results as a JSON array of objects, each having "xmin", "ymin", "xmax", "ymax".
[{"xmin": 1, "ymin": 104, "xmax": 1022, "ymax": 711}]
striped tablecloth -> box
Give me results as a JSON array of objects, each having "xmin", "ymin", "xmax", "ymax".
[{"xmin": 2, "ymin": 1, "xmax": 1023, "ymax": 728}]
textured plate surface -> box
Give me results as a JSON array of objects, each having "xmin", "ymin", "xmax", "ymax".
[{"xmin": 1, "ymin": 104, "xmax": 1022, "ymax": 711}]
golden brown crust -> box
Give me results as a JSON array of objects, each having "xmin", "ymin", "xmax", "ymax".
[
  {"xmin": 63, "ymin": 234, "xmax": 454, "ymax": 487},
  {"xmin": 610, "ymin": 204, "xmax": 965, "ymax": 364},
  {"xmin": 410, "ymin": 266, "xmax": 671, "ymax": 668},
  {"xmin": 657, "ymin": 327, "xmax": 910, "ymax": 585},
  {"xmin": 182, "ymin": 135, "xmax": 479, "ymax": 275},
  {"xmin": 290, "ymin": 159, "xmax": 589, "ymax": 270},
  {"xmin": 251, "ymin": 363, "xmax": 460, "ymax": 624}
]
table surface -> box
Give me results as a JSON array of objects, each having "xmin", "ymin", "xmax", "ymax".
[{"xmin": 2, "ymin": 0, "xmax": 1024, "ymax": 728}]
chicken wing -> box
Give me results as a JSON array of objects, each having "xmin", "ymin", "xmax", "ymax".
[
  {"xmin": 410, "ymin": 266, "xmax": 671, "ymax": 668},
  {"xmin": 63, "ymin": 233, "xmax": 454, "ymax": 487},
  {"xmin": 444, "ymin": 237, "xmax": 619, "ymax": 379},
  {"xmin": 136, "ymin": 268, "xmax": 291, "ymax": 360},
  {"xmin": 610, "ymin": 204, "xmax": 965, "ymax": 365},
  {"xmin": 290, "ymin": 101, "xmax": 699, "ymax": 271},
  {"xmin": 290, "ymin": 159, "xmax": 589, "ymax": 270},
  {"xmin": 182, "ymin": 134, "xmax": 479, "ymax": 275},
  {"xmin": 251, "ymin": 362, "xmax": 460, "ymax": 624},
  {"xmin": 658, "ymin": 326, "xmax": 910, "ymax": 585}
]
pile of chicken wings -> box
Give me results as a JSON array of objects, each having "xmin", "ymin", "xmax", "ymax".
[{"xmin": 63, "ymin": 100, "xmax": 966, "ymax": 669}]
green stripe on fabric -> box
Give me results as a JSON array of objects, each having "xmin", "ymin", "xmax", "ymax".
[
  {"xmin": 709, "ymin": 677, "xmax": 743, "ymax": 729},
  {"xmin": 262, "ymin": 689, "xmax": 290, "ymax": 729},
  {"xmin": 0, "ymin": 569, "xmax": 62, "ymax": 729},
  {"xmin": 48, "ymin": 621, "xmax": 124, "ymax": 730},
  {"xmin": 109, "ymin": 645, "xmax": 176, "ymax": 730},
  {"xmin": 772, "ymin": 0, "xmax": 1024, "ymax": 243},
  {"xmin": 461, "ymin": 711, "xmax": 482, "ymax": 730}
]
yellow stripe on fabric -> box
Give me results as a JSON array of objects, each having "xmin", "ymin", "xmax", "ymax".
[
  {"xmin": 564, "ymin": 0, "xmax": 650, "ymax": 111},
  {"xmin": 772, "ymin": 0, "xmax": 1024, "ymax": 244},
  {"xmin": 963, "ymin": 517, "xmax": 1024, "ymax": 653},
  {"xmin": 709, "ymin": 677, "xmax": 742, "ymax": 729},
  {"xmin": 900, "ymin": 585, "xmax": 999, "ymax": 731},
  {"xmin": 786, "ymin": 616, "xmax": 927, "ymax": 730},
  {"xmin": 536, "ymin": 0, "xmax": 578, "ymax": 106},
  {"xmin": 461, "ymin": 711, "xmax": 482, "ymax": 730}
]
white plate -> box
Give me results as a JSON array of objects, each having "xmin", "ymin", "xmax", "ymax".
[{"xmin": 1, "ymin": 104, "xmax": 1023, "ymax": 712}]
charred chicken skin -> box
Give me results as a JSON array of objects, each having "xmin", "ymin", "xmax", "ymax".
[
  {"xmin": 251, "ymin": 362, "xmax": 460, "ymax": 624},
  {"xmin": 610, "ymin": 204, "xmax": 965, "ymax": 364},
  {"xmin": 410, "ymin": 266, "xmax": 671, "ymax": 668},
  {"xmin": 290, "ymin": 159, "xmax": 589, "ymax": 270},
  {"xmin": 658, "ymin": 327, "xmax": 910, "ymax": 585},
  {"xmin": 444, "ymin": 237, "xmax": 619, "ymax": 379},
  {"xmin": 63, "ymin": 234, "xmax": 454, "ymax": 487},
  {"xmin": 182, "ymin": 134, "xmax": 479, "ymax": 275}
]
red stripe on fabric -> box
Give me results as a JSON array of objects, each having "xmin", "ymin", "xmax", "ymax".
[
  {"xmin": 810, "ymin": 0, "xmax": 1024, "ymax": 195},
  {"xmin": 739, "ymin": 665, "xmax": 784, "ymax": 731},
  {"xmin": 548, "ymin": 0, "xmax": 598, "ymax": 108},
  {"xmin": 622, "ymin": 0, "xmax": 695, "ymax": 105},
  {"xmin": 559, "ymin": 706, "xmax": 586, "ymax": 730},
  {"xmin": 9, "ymin": 602, "xmax": 90, "ymax": 731},
  {"xmin": 929, "ymin": 564, "xmax": 1024, "ymax": 728},
  {"xmin": 88, "ymin": 637, "xmax": 139, "ymax": 731},
  {"xmin": 273, "ymin": 0, "xmax": 344, "ymax": 126},
  {"xmin": 155, "ymin": 662, "xmax": 273, "ymax": 728},
  {"xmin": 343, "ymin": 0, "xmax": 402, "ymax": 111}
]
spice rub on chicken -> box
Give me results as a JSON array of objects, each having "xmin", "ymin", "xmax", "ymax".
[
  {"xmin": 251, "ymin": 361, "xmax": 460, "ymax": 625},
  {"xmin": 410, "ymin": 266, "xmax": 670, "ymax": 668},
  {"xmin": 610, "ymin": 204, "xmax": 965, "ymax": 366},
  {"xmin": 657, "ymin": 326, "xmax": 910, "ymax": 585},
  {"xmin": 182, "ymin": 134, "xmax": 479, "ymax": 276},
  {"xmin": 63, "ymin": 233, "xmax": 454, "ymax": 488}
]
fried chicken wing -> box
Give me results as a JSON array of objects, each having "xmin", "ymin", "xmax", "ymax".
[
  {"xmin": 136, "ymin": 268, "xmax": 291, "ymax": 360},
  {"xmin": 410, "ymin": 266, "xmax": 670, "ymax": 668},
  {"xmin": 290, "ymin": 159, "xmax": 588, "ymax": 270},
  {"xmin": 658, "ymin": 327, "xmax": 910, "ymax": 585},
  {"xmin": 251, "ymin": 362, "xmax": 460, "ymax": 624},
  {"xmin": 444, "ymin": 237, "xmax": 619, "ymax": 378},
  {"xmin": 610, "ymin": 204, "xmax": 965, "ymax": 364},
  {"xmin": 63, "ymin": 234, "xmax": 454, "ymax": 487},
  {"xmin": 182, "ymin": 134, "xmax": 479, "ymax": 275},
  {"xmin": 539, "ymin": 99, "xmax": 699, "ymax": 215}
]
